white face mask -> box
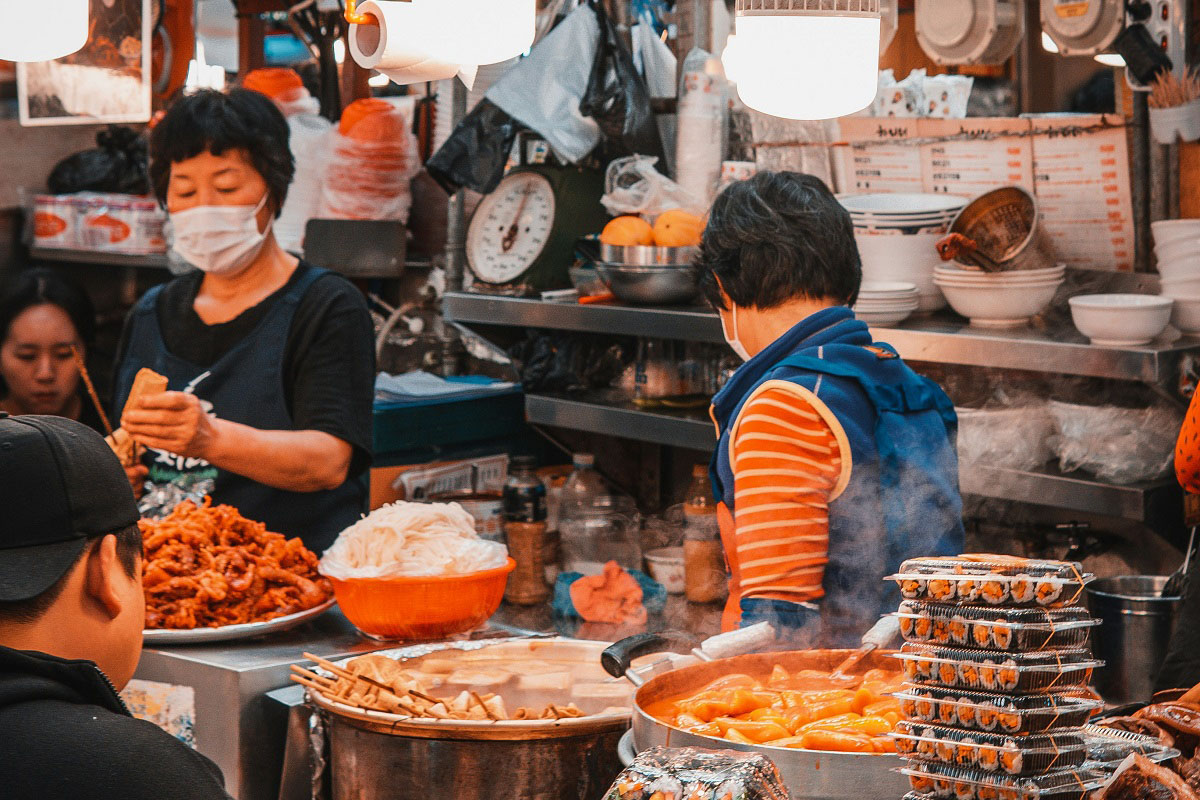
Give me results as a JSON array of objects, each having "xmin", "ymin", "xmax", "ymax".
[
  {"xmin": 721, "ymin": 305, "xmax": 752, "ymax": 362},
  {"xmin": 169, "ymin": 193, "xmax": 271, "ymax": 277}
]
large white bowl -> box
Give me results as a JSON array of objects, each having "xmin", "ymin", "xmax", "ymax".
[
  {"xmin": 933, "ymin": 275, "xmax": 1065, "ymax": 288},
  {"xmin": 1067, "ymin": 294, "xmax": 1173, "ymax": 346},
  {"xmin": 934, "ymin": 276, "xmax": 1063, "ymax": 327},
  {"xmin": 933, "ymin": 264, "xmax": 1066, "ymax": 280},
  {"xmin": 1155, "ymin": 239, "xmax": 1200, "ymax": 265},
  {"xmin": 1166, "ymin": 294, "xmax": 1200, "ymax": 333},
  {"xmin": 1152, "ymin": 219, "xmax": 1200, "ymax": 247},
  {"xmin": 839, "ymin": 193, "xmax": 970, "ymax": 215},
  {"xmin": 1156, "ymin": 253, "xmax": 1200, "ymax": 280},
  {"xmin": 1159, "ymin": 274, "xmax": 1200, "ymax": 295},
  {"xmin": 859, "ymin": 280, "xmax": 920, "ymax": 297},
  {"xmin": 855, "ymin": 231, "xmax": 947, "ymax": 311},
  {"xmin": 854, "ymin": 305, "xmax": 918, "ymax": 327}
]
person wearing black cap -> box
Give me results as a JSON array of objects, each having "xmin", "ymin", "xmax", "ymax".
[{"xmin": 0, "ymin": 412, "xmax": 231, "ymax": 799}]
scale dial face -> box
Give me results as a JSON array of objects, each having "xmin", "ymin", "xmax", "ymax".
[{"xmin": 467, "ymin": 170, "xmax": 557, "ymax": 285}]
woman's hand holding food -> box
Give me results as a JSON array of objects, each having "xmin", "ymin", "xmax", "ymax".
[
  {"xmin": 122, "ymin": 391, "xmax": 221, "ymax": 460},
  {"xmin": 125, "ymin": 463, "xmax": 148, "ymax": 499}
]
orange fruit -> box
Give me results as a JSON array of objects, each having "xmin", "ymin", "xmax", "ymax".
[
  {"xmin": 601, "ymin": 215, "xmax": 655, "ymax": 246},
  {"xmin": 653, "ymin": 209, "xmax": 705, "ymax": 247}
]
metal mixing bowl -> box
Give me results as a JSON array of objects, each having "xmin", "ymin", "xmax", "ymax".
[
  {"xmin": 599, "ymin": 243, "xmax": 698, "ymax": 267},
  {"xmin": 594, "ymin": 264, "xmax": 699, "ymax": 305}
]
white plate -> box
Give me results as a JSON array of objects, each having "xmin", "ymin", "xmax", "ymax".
[{"xmin": 143, "ymin": 597, "xmax": 336, "ymax": 645}]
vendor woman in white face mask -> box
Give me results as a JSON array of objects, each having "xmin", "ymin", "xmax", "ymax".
[{"xmin": 113, "ymin": 88, "xmax": 375, "ymax": 552}]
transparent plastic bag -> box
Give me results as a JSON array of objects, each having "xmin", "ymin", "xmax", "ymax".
[
  {"xmin": 1048, "ymin": 401, "xmax": 1182, "ymax": 484},
  {"xmin": 955, "ymin": 403, "xmax": 1054, "ymax": 471},
  {"xmin": 601, "ymin": 155, "xmax": 705, "ymax": 217},
  {"xmin": 276, "ymin": 114, "xmax": 331, "ymax": 252},
  {"xmin": 317, "ymin": 127, "xmax": 420, "ymax": 223}
]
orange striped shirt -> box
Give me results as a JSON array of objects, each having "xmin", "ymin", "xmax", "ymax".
[
  {"xmin": 1177, "ymin": 388, "xmax": 1200, "ymax": 493},
  {"xmin": 728, "ymin": 381, "xmax": 850, "ymax": 606}
]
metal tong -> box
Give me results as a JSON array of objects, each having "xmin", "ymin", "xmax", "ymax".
[{"xmin": 601, "ymin": 622, "xmax": 778, "ymax": 687}]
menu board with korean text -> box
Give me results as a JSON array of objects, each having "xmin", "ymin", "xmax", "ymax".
[{"xmin": 835, "ymin": 118, "xmax": 924, "ymax": 194}]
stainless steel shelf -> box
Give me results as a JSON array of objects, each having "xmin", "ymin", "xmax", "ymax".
[
  {"xmin": 958, "ymin": 463, "xmax": 1181, "ymax": 525},
  {"xmin": 446, "ymin": 292, "xmax": 1200, "ymax": 383},
  {"xmin": 525, "ymin": 394, "xmax": 716, "ymax": 451},
  {"xmin": 30, "ymin": 247, "xmax": 169, "ymax": 269},
  {"xmin": 445, "ymin": 292, "xmax": 726, "ymax": 343},
  {"xmin": 525, "ymin": 394, "xmax": 1175, "ymax": 523}
]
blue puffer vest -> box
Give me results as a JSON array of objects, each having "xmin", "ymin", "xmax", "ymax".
[{"xmin": 711, "ymin": 306, "xmax": 965, "ymax": 646}]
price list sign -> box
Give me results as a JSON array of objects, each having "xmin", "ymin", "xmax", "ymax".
[
  {"xmin": 1031, "ymin": 114, "xmax": 1134, "ymax": 272},
  {"xmin": 919, "ymin": 118, "xmax": 1035, "ymax": 196},
  {"xmin": 835, "ymin": 118, "xmax": 924, "ymax": 193}
]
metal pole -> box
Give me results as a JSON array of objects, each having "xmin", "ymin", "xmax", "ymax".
[
  {"xmin": 444, "ymin": 79, "xmax": 469, "ymax": 292},
  {"xmin": 1132, "ymin": 91, "xmax": 1152, "ymax": 272},
  {"xmin": 1151, "ymin": 140, "xmax": 1169, "ymax": 224}
]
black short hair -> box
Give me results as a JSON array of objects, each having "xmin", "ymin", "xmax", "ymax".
[
  {"xmin": 149, "ymin": 88, "xmax": 294, "ymax": 217},
  {"xmin": 693, "ymin": 171, "xmax": 862, "ymax": 310},
  {"xmin": 0, "ymin": 268, "xmax": 96, "ymax": 396},
  {"xmin": 0, "ymin": 524, "xmax": 143, "ymax": 626}
]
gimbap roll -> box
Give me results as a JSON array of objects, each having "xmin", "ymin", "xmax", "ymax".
[
  {"xmin": 973, "ymin": 623, "xmax": 993, "ymax": 649},
  {"xmin": 949, "ymin": 616, "xmax": 970, "ymax": 645},
  {"xmin": 978, "ymin": 744, "xmax": 1001, "ymax": 772},
  {"xmin": 999, "ymin": 740, "xmax": 1023, "ymax": 775},
  {"xmin": 981, "ymin": 579, "xmax": 1009, "ymax": 605},
  {"xmin": 1009, "ymin": 574, "xmax": 1036, "ymax": 604},
  {"xmin": 978, "ymin": 660, "xmax": 999, "ymax": 691}
]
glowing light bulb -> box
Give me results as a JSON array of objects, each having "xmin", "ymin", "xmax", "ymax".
[
  {"xmin": 1041, "ymin": 31, "xmax": 1059, "ymax": 53},
  {"xmin": 0, "ymin": 0, "xmax": 88, "ymax": 62},
  {"xmin": 1094, "ymin": 53, "xmax": 1125, "ymax": 67}
]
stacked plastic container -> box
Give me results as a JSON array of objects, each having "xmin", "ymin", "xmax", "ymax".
[{"xmin": 888, "ymin": 555, "xmax": 1109, "ymax": 800}]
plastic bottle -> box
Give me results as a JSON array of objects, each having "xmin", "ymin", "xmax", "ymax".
[
  {"xmin": 560, "ymin": 453, "xmax": 608, "ymax": 512},
  {"xmin": 683, "ymin": 464, "xmax": 727, "ymax": 603},
  {"xmin": 502, "ymin": 456, "xmax": 549, "ymax": 605}
]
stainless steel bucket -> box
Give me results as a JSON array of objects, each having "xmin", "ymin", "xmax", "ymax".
[
  {"xmin": 1087, "ymin": 575, "xmax": 1182, "ymax": 705},
  {"xmin": 326, "ymin": 712, "xmax": 626, "ymax": 800}
]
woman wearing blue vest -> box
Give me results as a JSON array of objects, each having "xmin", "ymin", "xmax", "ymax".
[
  {"xmin": 693, "ymin": 171, "xmax": 965, "ymax": 647},
  {"xmin": 112, "ymin": 89, "xmax": 375, "ymax": 553}
]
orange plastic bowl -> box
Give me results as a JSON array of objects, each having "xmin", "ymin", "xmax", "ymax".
[{"xmin": 328, "ymin": 558, "xmax": 516, "ymax": 640}]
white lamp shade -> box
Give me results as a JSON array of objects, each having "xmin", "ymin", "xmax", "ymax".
[
  {"xmin": 728, "ymin": 13, "xmax": 881, "ymax": 120},
  {"xmin": 0, "ymin": 0, "xmax": 89, "ymax": 62}
]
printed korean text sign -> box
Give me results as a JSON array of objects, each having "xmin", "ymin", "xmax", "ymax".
[
  {"xmin": 836, "ymin": 117, "xmax": 924, "ymax": 193},
  {"xmin": 919, "ymin": 118, "xmax": 1035, "ymax": 196}
]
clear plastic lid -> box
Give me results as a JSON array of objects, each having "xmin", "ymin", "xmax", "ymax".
[
  {"xmin": 896, "ymin": 602, "xmax": 1098, "ymax": 651},
  {"xmin": 1081, "ymin": 724, "xmax": 1181, "ymax": 767},
  {"xmin": 890, "ymin": 557, "xmax": 1093, "ymax": 608},
  {"xmin": 894, "ymin": 685, "xmax": 1104, "ymax": 735},
  {"xmin": 894, "ymin": 646, "xmax": 1102, "ymax": 693},
  {"xmin": 901, "ymin": 761, "xmax": 1107, "ymax": 800},
  {"xmin": 893, "ymin": 721, "xmax": 1087, "ymax": 776}
]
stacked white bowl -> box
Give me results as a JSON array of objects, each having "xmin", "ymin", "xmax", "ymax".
[
  {"xmin": 1153, "ymin": 219, "xmax": 1200, "ymax": 334},
  {"xmin": 841, "ymin": 193, "xmax": 970, "ymax": 313},
  {"xmin": 852, "ymin": 281, "xmax": 920, "ymax": 327},
  {"xmin": 1068, "ymin": 294, "xmax": 1173, "ymax": 347},
  {"xmin": 932, "ymin": 263, "xmax": 1066, "ymax": 328}
]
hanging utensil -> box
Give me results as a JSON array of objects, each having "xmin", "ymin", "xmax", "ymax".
[{"xmin": 1162, "ymin": 526, "xmax": 1195, "ymax": 598}]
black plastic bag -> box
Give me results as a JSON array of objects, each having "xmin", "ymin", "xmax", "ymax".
[
  {"xmin": 426, "ymin": 99, "xmax": 523, "ymax": 195},
  {"xmin": 508, "ymin": 331, "xmax": 628, "ymax": 393},
  {"xmin": 48, "ymin": 125, "xmax": 149, "ymax": 195},
  {"xmin": 579, "ymin": 1, "xmax": 665, "ymax": 163}
]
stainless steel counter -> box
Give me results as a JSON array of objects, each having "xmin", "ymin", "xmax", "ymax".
[{"xmin": 134, "ymin": 609, "xmax": 388, "ymax": 800}]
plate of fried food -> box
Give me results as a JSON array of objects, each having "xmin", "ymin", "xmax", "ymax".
[{"xmin": 141, "ymin": 498, "xmax": 336, "ymax": 645}]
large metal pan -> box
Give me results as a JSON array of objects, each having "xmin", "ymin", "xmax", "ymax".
[{"xmin": 604, "ymin": 636, "xmax": 910, "ymax": 800}]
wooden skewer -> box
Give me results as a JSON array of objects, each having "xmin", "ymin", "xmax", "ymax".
[
  {"xmin": 408, "ymin": 689, "xmax": 441, "ymax": 706},
  {"xmin": 291, "ymin": 675, "xmax": 333, "ymax": 694},
  {"xmin": 290, "ymin": 665, "xmax": 335, "ymax": 687},
  {"xmin": 70, "ymin": 345, "xmax": 114, "ymax": 438},
  {"xmin": 470, "ymin": 691, "xmax": 498, "ymax": 721}
]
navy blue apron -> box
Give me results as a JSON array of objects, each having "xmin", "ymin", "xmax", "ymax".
[{"xmin": 114, "ymin": 267, "xmax": 364, "ymax": 553}]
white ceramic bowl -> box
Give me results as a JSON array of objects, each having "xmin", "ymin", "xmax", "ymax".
[
  {"xmin": 644, "ymin": 547, "xmax": 685, "ymax": 594},
  {"xmin": 1167, "ymin": 294, "xmax": 1200, "ymax": 333},
  {"xmin": 933, "ymin": 265, "xmax": 1066, "ymax": 281},
  {"xmin": 1159, "ymin": 274, "xmax": 1200, "ymax": 295},
  {"xmin": 859, "ymin": 281, "xmax": 919, "ymax": 298},
  {"xmin": 839, "ymin": 193, "xmax": 970, "ymax": 215},
  {"xmin": 1156, "ymin": 253, "xmax": 1200, "ymax": 280},
  {"xmin": 1154, "ymin": 238, "xmax": 1200, "ymax": 265},
  {"xmin": 934, "ymin": 276, "xmax": 1063, "ymax": 328},
  {"xmin": 1067, "ymin": 294, "xmax": 1173, "ymax": 346},
  {"xmin": 854, "ymin": 305, "xmax": 918, "ymax": 327},
  {"xmin": 855, "ymin": 231, "xmax": 946, "ymax": 311},
  {"xmin": 1152, "ymin": 219, "xmax": 1200, "ymax": 247}
]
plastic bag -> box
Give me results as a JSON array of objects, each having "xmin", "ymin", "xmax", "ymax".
[
  {"xmin": 426, "ymin": 99, "xmax": 522, "ymax": 195},
  {"xmin": 579, "ymin": 1, "xmax": 665, "ymax": 162},
  {"xmin": 485, "ymin": 3, "xmax": 602, "ymax": 164},
  {"xmin": 1048, "ymin": 400, "xmax": 1182, "ymax": 484},
  {"xmin": 601, "ymin": 155, "xmax": 705, "ymax": 217},
  {"xmin": 276, "ymin": 114, "xmax": 331, "ymax": 253},
  {"xmin": 48, "ymin": 125, "xmax": 149, "ymax": 195},
  {"xmin": 605, "ymin": 747, "xmax": 789, "ymax": 800},
  {"xmin": 675, "ymin": 49, "xmax": 727, "ymax": 208},
  {"xmin": 318, "ymin": 102, "xmax": 420, "ymax": 222},
  {"xmin": 955, "ymin": 403, "xmax": 1054, "ymax": 471}
]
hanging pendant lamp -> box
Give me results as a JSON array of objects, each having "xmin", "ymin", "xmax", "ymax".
[
  {"xmin": 726, "ymin": 0, "xmax": 881, "ymax": 120},
  {"xmin": 0, "ymin": 0, "xmax": 89, "ymax": 62}
]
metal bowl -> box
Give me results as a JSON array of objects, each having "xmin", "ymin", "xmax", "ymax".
[
  {"xmin": 599, "ymin": 243, "xmax": 698, "ymax": 267},
  {"xmin": 594, "ymin": 263, "xmax": 699, "ymax": 305}
]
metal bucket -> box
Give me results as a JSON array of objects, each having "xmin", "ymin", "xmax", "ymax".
[
  {"xmin": 948, "ymin": 187, "xmax": 1056, "ymax": 271},
  {"xmin": 1087, "ymin": 575, "xmax": 1182, "ymax": 705}
]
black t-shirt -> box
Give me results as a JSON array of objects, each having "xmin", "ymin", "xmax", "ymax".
[{"xmin": 114, "ymin": 262, "xmax": 375, "ymax": 476}]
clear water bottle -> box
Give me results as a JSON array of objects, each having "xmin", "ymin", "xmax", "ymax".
[{"xmin": 561, "ymin": 453, "xmax": 608, "ymax": 513}]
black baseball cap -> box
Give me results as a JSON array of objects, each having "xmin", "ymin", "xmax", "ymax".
[{"xmin": 0, "ymin": 413, "xmax": 140, "ymax": 602}]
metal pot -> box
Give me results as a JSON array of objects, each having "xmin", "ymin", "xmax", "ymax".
[
  {"xmin": 1088, "ymin": 575, "xmax": 1182, "ymax": 705},
  {"xmin": 611, "ymin": 643, "xmax": 911, "ymax": 800},
  {"xmin": 594, "ymin": 264, "xmax": 699, "ymax": 306},
  {"xmin": 948, "ymin": 187, "xmax": 1056, "ymax": 271},
  {"xmin": 325, "ymin": 710, "xmax": 626, "ymax": 800}
]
